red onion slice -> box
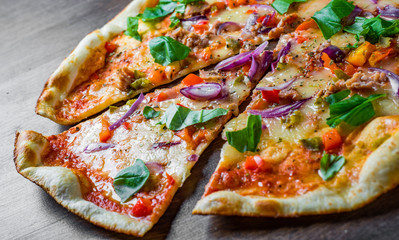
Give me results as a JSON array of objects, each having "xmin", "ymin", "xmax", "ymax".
[
  {"xmin": 151, "ymin": 141, "xmax": 181, "ymax": 149},
  {"xmin": 378, "ymin": 5, "xmax": 399, "ymax": 19},
  {"xmin": 369, "ymin": 67, "xmax": 399, "ymax": 96},
  {"xmin": 248, "ymin": 98, "xmax": 310, "ymax": 118},
  {"xmin": 217, "ymin": 22, "xmax": 242, "ymax": 35},
  {"xmin": 271, "ymin": 41, "xmax": 291, "ymax": 72},
  {"xmin": 249, "ymin": 4, "xmax": 276, "ymax": 12},
  {"xmin": 145, "ymin": 162, "xmax": 164, "ymax": 175},
  {"xmin": 188, "ymin": 154, "xmax": 198, "ymax": 161},
  {"xmin": 342, "ymin": 6, "xmax": 362, "ymax": 26},
  {"xmin": 256, "ymin": 78, "xmax": 296, "ymax": 91},
  {"xmin": 181, "ymin": 15, "xmax": 208, "ymax": 22},
  {"xmin": 109, "ymin": 93, "xmax": 144, "ymax": 131},
  {"xmin": 215, "ymin": 41, "xmax": 269, "ymax": 71},
  {"xmin": 369, "ymin": 0, "xmax": 377, "ymax": 4},
  {"xmin": 83, "ymin": 143, "xmax": 115, "ymax": 153},
  {"xmin": 180, "ymin": 82, "xmax": 222, "ymax": 100},
  {"xmin": 248, "ymin": 55, "xmax": 259, "ymax": 81},
  {"xmin": 321, "ymin": 45, "xmax": 346, "ymax": 63}
]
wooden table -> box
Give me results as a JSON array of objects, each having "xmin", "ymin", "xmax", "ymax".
[{"xmin": 2, "ymin": 0, "xmax": 399, "ymax": 239}]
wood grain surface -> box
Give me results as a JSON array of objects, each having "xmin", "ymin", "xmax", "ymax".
[{"xmin": 2, "ymin": 0, "xmax": 399, "ymax": 239}]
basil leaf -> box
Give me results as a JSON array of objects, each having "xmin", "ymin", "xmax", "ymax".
[
  {"xmin": 326, "ymin": 93, "xmax": 385, "ymax": 128},
  {"xmin": 318, "ymin": 152, "xmax": 346, "ymax": 181},
  {"xmin": 160, "ymin": 104, "xmax": 228, "ymax": 130},
  {"xmin": 113, "ymin": 159, "xmax": 150, "ymax": 203},
  {"xmin": 149, "ymin": 36, "xmax": 191, "ymax": 66},
  {"xmin": 141, "ymin": 0, "xmax": 177, "ymax": 22},
  {"xmin": 226, "ymin": 115, "xmax": 262, "ymax": 153},
  {"xmin": 344, "ymin": 16, "xmax": 399, "ymax": 44},
  {"xmin": 271, "ymin": 0, "xmax": 308, "ymax": 15},
  {"xmin": 125, "ymin": 17, "xmax": 141, "ymax": 41},
  {"xmin": 143, "ymin": 106, "xmax": 160, "ymax": 119},
  {"xmin": 169, "ymin": 12, "xmax": 181, "ymax": 28},
  {"xmin": 311, "ymin": 0, "xmax": 355, "ymax": 39},
  {"xmin": 326, "ymin": 89, "xmax": 350, "ymax": 105}
]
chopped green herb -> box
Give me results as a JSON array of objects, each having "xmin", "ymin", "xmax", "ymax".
[
  {"xmin": 344, "ymin": 15, "xmax": 399, "ymax": 44},
  {"xmin": 226, "ymin": 115, "xmax": 262, "ymax": 153},
  {"xmin": 326, "ymin": 91, "xmax": 385, "ymax": 128},
  {"xmin": 130, "ymin": 78, "xmax": 151, "ymax": 90},
  {"xmin": 318, "ymin": 152, "xmax": 346, "ymax": 180},
  {"xmin": 311, "ymin": 0, "xmax": 355, "ymax": 39},
  {"xmin": 300, "ymin": 137, "xmax": 322, "ymax": 151},
  {"xmin": 149, "ymin": 36, "xmax": 191, "ymax": 66},
  {"xmin": 143, "ymin": 106, "xmax": 160, "ymax": 119},
  {"xmin": 113, "ymin": 159, "xmax": 150, "ymax": 202},
  {"xmin": 109, "ymin": 106, "xmax": 119, "ymax": 113},
  {"xmin": 271, "ymin": 0, "xmax": 308, "ymax": 15},
  {"xmin": 160, "ymin": 104, "xmax": 228, "ymax": 130}
]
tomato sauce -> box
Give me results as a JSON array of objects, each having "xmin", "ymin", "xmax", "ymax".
[{"xmin": 204, "ymin": 147, "xmax": 324, "ymax": 197}]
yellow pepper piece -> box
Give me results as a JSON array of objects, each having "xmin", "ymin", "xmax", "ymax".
[{"xmin": 347, "ymin": 41, "xmax": 376, "ymax": 67}]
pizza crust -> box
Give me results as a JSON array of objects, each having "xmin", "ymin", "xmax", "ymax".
[
  {"xmin": 35, "ymin": 0, "xmax": 156, "ymax": 125},
  {"xmin": 193, "ymin": 116, "xmax": 399, "ymax": 216},
  {"xmin": 14, "ymin": 130, "xmax": 155, "ymax": 236}
]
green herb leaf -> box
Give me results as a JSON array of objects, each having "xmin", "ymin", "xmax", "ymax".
[
  {"xmin": 113, "ymin": 159, "xmax": 150, "ymax": 202},
  {"xmin": 271, "ymin": 0, "xmax": 308, "ymax": 15},
  {"xmin": 141, "ymin": 0, "xmax": 177, "ymax": 22},
  {"xmin": 326, "ymin": 89, "xmax": 350, "ymax": 104},
  {"xmin": 344, "ymin": 15, "xmax": 399, "ymax": 44},
  {"xmin": 318, "ymin": 152, "xmax": 346, "ymax": 180},
  {"xmin": 311, "ymin": 0, "xmax": 355, "ymax": 39},
  {"xmin": 226, "ymin": 115, "xmax": 262, "ymax": 153},
  {"xmin": 125, "ymin": 17, "xmax": 141, "ymax": 41},
  {"xmin": 143, "ymin": 106, "xmax": 160, "ymax": 119},
  {"xmin": 326, "ymin": 92, "xmax": 385, "ymax": 128},
  {"xmin": 149, "ymin": 36, "xmax": 191, "ymax": 66},
  {"xmin": 160, "ymin": 104, "xmax": 228, "ymax": 130}
]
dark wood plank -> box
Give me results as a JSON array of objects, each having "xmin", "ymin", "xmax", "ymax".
[{"xmin": 2, "ymin": 1, "xmax": 399, "ymax": 239}]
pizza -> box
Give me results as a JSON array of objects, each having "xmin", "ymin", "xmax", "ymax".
[
  {"xmin": 13, "ymin": 0, "xmax": 399, "ymax": 237},
  {"xmin": 193, "ymin": 0, "xmax": 399, "ymax": 216}
]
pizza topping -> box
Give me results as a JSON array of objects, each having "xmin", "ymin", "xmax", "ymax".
[
  {"xmin": 151, "ymin": 142, "xmax": 181, "ymax": 150},
  {"xmin": 99, "ymin": 118, "xmax": 113, "ymax": 142},
  {"xmin": 271, "ymin": 41, "xmax": 291, "ymax": 71},
  {"xmin": 300, "ymin": 137, "xmax": 323, "ymax": 151},
  {"xmin": 113, "ymin": 159, "xmax": 150, "ymax": 203},
  {"xmin": 344, "ymin": 15, "xmax": 399, "ymax": 44},
  {"xmin": 248, "ymin": 98, "xmax": 309, "ymax": 118},
  {"xmin": 244, "ymin": 155, "xmax": 272, "ymax": 172},
  {"xmin": 271, "ymin": 0, "xmax": 307, "ymax": 15},
  {"xmin": 322, "ymin": 129, "xmax": 342, "ymax": 151},
  {"xmin": 131, "ymin": 198, "xmax": 153, "ymax": 218},
  {"xmin": 318, "ymin": 152, "xmax": 346, "ymax": 181},
  {"xmin": 261, "ymin": 89, "xmax": 280, "ymax": 103},
  {"xmin": 180, "ymin": 82, "xmax": 222, "ymax": 100},
  {"xmin": 369, "ymin": 67, "xmax": 399, "ymax": 97},
  {"xmin": 326, "ymin": 90, "xmax": 385, "ymax": 128},
  {"xmin": 256, "ymin": 77, "xmax": 296, "ymax": 91},
  {"xmin": 83, "ymin": 143, "xmax": 116, "ymax": 153},
  {"xmin": 181, "ymin": 73, "xmax": 204, "ymax": 86},
  {"xmin": 125, "ymin": 17, "xmax": 141, "ymax": 41},
  {"xmin": 104, "ymin": 42, "xmax": 117, "ymax": 53},
  {"xmin": 160, "ymin": 104, "xmax": 228, "ymax": 131},
  {"xmin": 215, "ymin": 40, "xmax": 269, "ymax": 70},
  {"xmin": 217, "ymin": 22, "xmax": 242, "ymax": 35},
  {"xmin": 143, "ymin": 106, "xmax": 160, "ymax": 119},
  {"xmin": 109, "ymin": 93, "xmax": 144, "ymax": 131},
  {"xmin": 311, "ymin": 0, "xmax": 355, "ymax": 40},
  {"xmin": 347, "ymin": 41, "xmax": 376, "ymax": 67},
  {"xmin": 149, "ymin": 36, "xmax": 191, "ymax": 66},
  {"xmin": 226, "ymin": 114, "xmax": 262, "ymax": 153},
  {"xmin": 378, "ymin": 5, "xmax": 399, "ymax": 19},
  {"xmin": 321, "ymin": 45, "xmax": 345, "ymax": 63},
  {"xmin": 181, "ymin": 15, "xmax": 208, "ymax": 22}
]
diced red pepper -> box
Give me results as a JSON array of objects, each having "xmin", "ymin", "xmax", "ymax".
[
  {"xmin": 181, "ymin": 74, "xmax": 204, "ymax": 86},
  {"xmin": 261, "ymin": 89, "xmax": 280, "ymax": 104},
  {"xmin": 131, "ymin": 198, "xmax": 153, "ymax": 217},
  {"xmin": 99, "ymin": 118, "xmax": 112, "ymax": 142},
  {"xmin": 322, "ymin": 129, "xmax": 342, "ymax": 151},
  {"xmin": 105, "ymin": 42, "xmax": 117, "ymax": 53},
  {"xmin": 257, "ymin": 15, "xmax": 266, "ymax": 23},
  {"xmin": 123, "ymin": 122, "xmax": 131, "ymax": 130},
  {"xmin": 244, "ymin": 155, "xmax": 272, "ymax": 172}
]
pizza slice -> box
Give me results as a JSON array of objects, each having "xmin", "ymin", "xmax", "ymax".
[
  {"xmin": 14, "ymin": 41, "xmax": 274, "ymax": 236},
  {"xmin": 36, "ymin": 0, "xmax": 288, "ymax": 125},
  {"xmin": 193, "ymin": 1, "xmax": 399, "ymax": 216}
]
